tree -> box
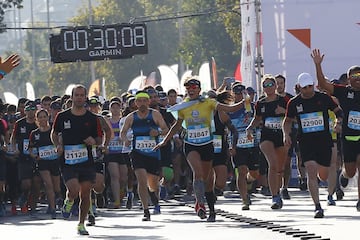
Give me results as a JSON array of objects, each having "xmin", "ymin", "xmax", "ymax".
[
  {"xmin": 0, "ymin": 0, "xmax": 23, "ymax": 33},
  {"xmin": 44, "ymin": 0, "xmax": 241, "ymax": 97}
]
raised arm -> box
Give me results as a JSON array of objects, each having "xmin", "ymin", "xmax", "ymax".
[{"xmin": 311, "ymin": 49, "xmax": 334, "ymax": 95}]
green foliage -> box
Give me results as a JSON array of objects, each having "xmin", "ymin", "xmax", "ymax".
[{"xmin": 9, "ymin": 0, "xmax": 241, "ymax": 99}]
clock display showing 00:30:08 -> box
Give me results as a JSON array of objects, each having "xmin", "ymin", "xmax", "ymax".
[{"xmin": 58, "ymin": 23, "xmax": 148, "ymax": 62}]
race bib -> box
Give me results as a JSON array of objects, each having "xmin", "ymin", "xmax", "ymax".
[
  {"xmin": 64, "ymin": 144, "xmax": 88, "ymax": 165},
  {"xmin": 236, "ymin": 132, "xmax": 255, "ymax": 148},
  {"xmin": 108, "ymin": 137, "xmax": 122, "ymax": 153},
  {"xmin": 38, "ymin": 145, "xmax": 58, "ymax": 160},
  {"xmin": 348, "ymin": 111, "xmax": 360, "ymax": 130},
  {"xmin": 187, "ymin": 125, "xmax": 211, "ymax": 144},
  {"xmin": 264, "ymin": 117, "xmax": 283, "ymax": 130},
  {"xmin": 300, "ymin": 112, "xmax": 324, "ymax": 133},
  {"xmin": 23, "ymin": 139, "xmax": 30, "ymax": 155},
  {"xmin": 135, "ymin": 136, "xmax": 157, "ymax": 153},
  {"xmin": 213, "ymin": 135, "xmax": 222, "ymax": 153}
]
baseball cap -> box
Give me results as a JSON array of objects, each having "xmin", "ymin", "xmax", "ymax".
[
  {"xmin": 297, "ymin": 72, "xmax": 314, "ymax": 88},
  {"xmin": 232, "ymin": 83, "xmax": 246, "ymax": 93},
  {"xmin": 184, "ymin": 77, "xmax": 201, "ymax": 87},
  {"xmin": 88, "ymin": 97, "xmax": 100, "ymax": 105},
  {"xmin": 246, "ymin": 87, "xmax": 256, "ymax": 94},
  {"xmin": 158, "ymin": 91, "xmax": 167, "ymax": 99},
  {"xmin": 50, "ymin": 101, "xmax": 62, "ymax": 110}
]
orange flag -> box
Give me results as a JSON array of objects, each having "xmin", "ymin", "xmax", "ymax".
[{"xmin": 88, "ymin": 79, "xmax": 100, "ymax": 97}]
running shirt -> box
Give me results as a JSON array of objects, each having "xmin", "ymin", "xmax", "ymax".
[
  {"xmin": 286, "ymin": 91, "xmax": 337, "ymax": 143},
  {"xmin": 108, "ymin": 119, "xmax": 123, "ymax": 154},
  {"xmin": 13, "ymin": 117, "xmax": 37, "ymax": 158},
  {"xmin": 213, "ymin": 110, "xmax": 227, "ymax": 153},
  {"xmin": 53, "ymin": 109, "xmax": 102, "ymax": 166},
  {"xmin": 131, "ymin": 109, "xmax": 160, "ymax": 159},
  {"xmin": 118, "ymin": 117, "xmax": 133, "ymax": 153},
  {"xmin": 255, "ymin": 95, "xmax": 288, "ymax": 135},
  {"xmin": 178, "ymin": 98, "xmax": 217, "ymax": 146},
  {"xmin": 29, "ymin": 128, "xmax": 57, "ymax": 160},
  {"xmin": 229, "ymin": 103, "xmax": 259, "ymax": 148},
  {"xmin": 333, "ymin": 85, "xmax": 360, "ymax": 137}
]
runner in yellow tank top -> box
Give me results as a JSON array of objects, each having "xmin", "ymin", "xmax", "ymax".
[{"xmin": 154, "ymin": 77, "xmax": 246, "ymax": 222}]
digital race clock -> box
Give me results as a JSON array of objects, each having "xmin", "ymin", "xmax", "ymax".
[{"xmin": 50, "ymin": 23, "xmax": 148, "ymax": 63}]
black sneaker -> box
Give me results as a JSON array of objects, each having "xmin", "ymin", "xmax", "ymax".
[
  {"xmin": 299, "ymin": 178, "xmax": 308, "ymax": 191},
  {"xmin": 339, "ymin": 173, "xmax": 349, "ymax": 188},
  {"xmin": 314, "ymin": 208, "xmax": 324, "ymax": 218},
  {"xmin": 142, "ymin": 210, "xmax": 150, "ymax": 221},
  {"xmin": 207, "ymin": 212, "xmax": 216, "ymax": 222},
  {"xmin": 336, "ymin": 188, "xmax": 344, "ymax": 201},
  {"xmin": 126, "ymin": 192, "xmax": 134, "ymax": 210},
  {"xmin": 356, "ymin": 200, "xmax": 360, "ymax": 212},
  {"xmin": 87, "ymin": 214, "xmax": 95, "ymax": 226},
  {"xmin": 281, "ymin": 188, "xmax": 291, "ymax": 200}
]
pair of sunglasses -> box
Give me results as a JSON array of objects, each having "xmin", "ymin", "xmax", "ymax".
[
  {"xmin": 185, "ymin": 84, "xmax": 199, "ymax": 90},
  {"xmin": 350, "ymin": 73, "xmax": 360, "ymax": 79},
  {"xmin": 263, "ymin": 81, "xmax": 275, "ymax": 88},
  {"xmin": 25, "ymin": 107, "xmax": 36, "ymax": 111}
]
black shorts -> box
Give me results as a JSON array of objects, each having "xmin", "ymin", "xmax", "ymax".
[
  {"xmin": 342, "ymin": 138, "xmax": 360, "ymax": 163},
  {"xmin": 260, "ymin": 131, "xmax": 284, "ymax": 148},
  {"xmin": 37, "ymin": 160, "xmax": 60, "ymax": 176},
  {"xmin": 160, "ymin": 144, "xmax": 173, "ymax": 167},
  {"xmin": 18, "ymin": 157, "xmax": 38, "ymax": 181},
  {"xmin": 95, "ymin": 162, "xmax": 105, "ymax": 174},
  {"xmin": 105, "ymin": 153, "xmax": 130, "ymax": 165},
  {"xmin": 232, "ymin": 147, "xmax": 260, "ymax": 171},
  {"xmin": 184, "ymin": 142, "xmax": 214, "ymax": 162},
  {"xmin": 299, "ymin": 139, "xmax": 332, "ymax": 167},
  {"xmin": 130, "ymin": 151, "xmax": 161, "ymax": 176},
  {"xmin": 61, "ymin": 165, "xmax": 96, "ymax": 183},
  {"xmin": 213, "ymin": 149, "xmax": 228, "ymax": 167}
]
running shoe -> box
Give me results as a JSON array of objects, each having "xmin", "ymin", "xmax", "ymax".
[
  {"xmin": 242, "ymin": 203, "xmax": 250, "ymax": 211},
  {"xmin": 271, "ymin": 195, "xmax": 283, "ymax": 210},
  {"xmin": 281, "ymin": 188, "xmax": 291, "ymax": 200},
  {"xmin": 56, "ymin": 197, "xmax": 63, "ymax": 210},
  {"xmin": 77, "ymin": 224, "xmax": 89, "ymax": 235},
  {"xmin": 142, "ymin": 209, "xmax": 150, "ymax": 221},
  {"xmin": 62, "ymin": 199, "xmax": 74, "ymax": 219},
  {"xmin": 153, "ymin": 204, "xmax": 161, "ymax": 215},
  {"xmin": 356, "ymin": 200, "xmax": 360, "ymax": 212},
  {"xmin": 336, "ymin": 188, "xmax": 344, "ymax": 201},
  {"xmin": 50, "ymin": 209, "xmax": 57, "ymax": 219},
  {"xmin": 260, "ymin": 186, "xmax": 271, "ymax": 196},
  {"xmin": 299, "ymin": 178, "xmax": 308, "ymax": 191},
  {"xmin": 339, "ymin": 173, "xmax": 349, "ymax": 188},
  {"xmin": 87, "ymin": 214, "xmax": 95, "ymax": 226},
  {"xmin": 126, "ymin": 192, "xmax": 134, "ymax": 210},
  {"xmin": 314, "ymin": 208, "xmax": 324, "ymax": 218},
  {"xmin": 327, "ymin": 195, "xmax": 336, "ymax": 206},
  {"xmin": 195, "ymin": 201, "xmax": 207, "ymax": 219},
  {"xmin": 206, "ymin": 212, "xmax": 216, "ymax": 222}
]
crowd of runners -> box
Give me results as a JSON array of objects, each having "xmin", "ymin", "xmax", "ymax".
[{"xmin": 0, "ymin": 49, "xmax": 359, "ymax": 235}]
